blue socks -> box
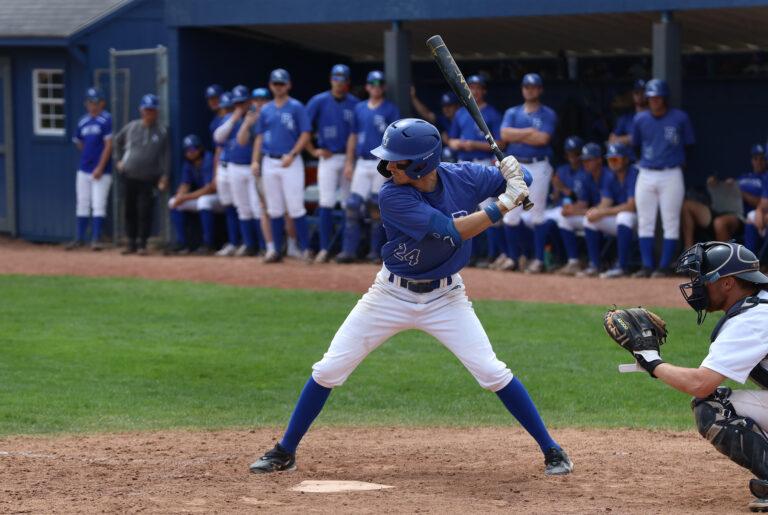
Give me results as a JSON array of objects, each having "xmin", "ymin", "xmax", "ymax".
[
  {"xmin": 280, "ymin": 377, "xmax": 332, "ymax": 454},
  {"xmin": 225, "ymin": 206, "xmax": 240, "ymax": 246},
  {"xmin": 560, "ymin": 228, "xmax": 579, "ymax": 260},
  {"xmin": 342, "ymin": 218, "xmax": 361, "ymax": 255},
  {"xmin": 745, "ymin": 223, "xmax": 760, "ymax": 253},
  {"xmin": 533, "ymin": 224, "xmax": 548, "ymax": 262},
  {"xmin": 584, "ymin": 228, "xmax": 601, "ymax": 268},
  {"xmin": 496, "ymin": 377, "xmax": 559, "ymax": 454},
  {"xmin": 293, "ymin": 215, "xmax": 310, "ymax": 251},
  {"xmin": 318, "ymin": 207, "xmax": 333, "ymax": 251},
  {"xmin": 504, "ymin": 224, "xmax": 520, "ymax": 260},
  {"xmin": 271, "ymin": 216, "xmax": 285, "ymax": 254},
  {"xmin": 239, "ymin": 219, "xmax": 255, "ymax": 249},
  {"xmin": 170, "ymin": 209, "xmax": 186, "ymax": 245},
  {"xmin": 638, "ymin": 237, "xmax": 655, "ymax": 269},
  {"xmin": 659, "ymin": 238, "xmax": 678, "ymax": 269},
  {"xmin": 617, "ymin": 225, "xmax": 633, "ymax": 271},
  {"xmin": 76, "ymin": 216, "xmax": 88, "ymax": 241},
  {"xmin": 200, "ymin": 209, "xmax": 214, "ymax": 246},
  {"xmin": 92, "ymin": 216, "xmax": 104, "ymax": 241}
]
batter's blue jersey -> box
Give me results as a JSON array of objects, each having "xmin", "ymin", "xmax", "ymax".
[
  {"xmin": 553, "ymin": 163, "xmax": 583, "ymax": 207},
  {"xmin": 256, "ymin": 98, "xmax": 312, "ymax": 156},
  {"xmin": 306, "ymin": 91, "xmax": 359, "ymax": 153},
  {"xmin": 632, "ymin": 108, "xmax": 695, "ymax": 168},
  {"xmin": 74, "ymin": 111, "xmax": 112, "ymax": 174},
  {"xmin": 501, "ymin": 104, "xmax": 556, "ymax": 159},
  {"xmin": 601, "ymin": 165, "xmax": 639, "ymax": 205},
  {"xmin": 379, "ymin": 162, "xmax": 506, "ymax": 279},
  {"xmin": 351, "ymin": 100, "xmax": 401, "ymax": 158},
  {"xmin": 449, "ymin": 105, "xmax": 502, "ymax": 161},
  {"xmin": 180, "ymin": 151, "xmax": 214, "ymax": 190},
  {"xmin": 218, "ymin": 114, "xmax": 252, "ymax": 164},
  {"xmin": 574, "ymin": 167, "xmax": 614, "ymax": 206}
]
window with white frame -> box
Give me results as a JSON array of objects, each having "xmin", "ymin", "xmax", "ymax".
[{"xmin": 33, "ymin": 69, "xmax": 65, "ymax": 136}]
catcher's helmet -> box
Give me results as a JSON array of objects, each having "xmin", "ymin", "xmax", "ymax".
[
  {"xmin": 645, "ymin": 78, "xmax": 669, "ymax": 98},
  {"xmin": 231, "ymin": 85, "xmax": 250, "ymax": 103},
  {"xmin": 370, "ymin": 118, "xmax": 442, "ymax": 180},
  {"xmin": 676, "ymin": 241, "xmax": 768, "ymax": 324},
  {"xmin": 564, "ymin": 136, "xmax": 584, "ymax": 152}
]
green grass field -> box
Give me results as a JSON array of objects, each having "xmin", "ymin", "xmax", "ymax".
[{"xmin": 0, "ymin": 274, "xmax": 745, "ymax": 435}]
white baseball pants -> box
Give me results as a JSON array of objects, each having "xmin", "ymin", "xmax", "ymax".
[
  {"xmin": 76, "ymin": 170, "xmax": 112, "ymax": 218},
  {"xmin": 730, "ymin": 389, "xmax": 768, "ymax": 432},
  {"xmin": 635, "ymin": 167, "xmax": 684, "ymax": 239},
  {"xmin": 583, "ymin": 212, "xmax": 638, "ymax": 236},
  {"xmin": 228, "ymin": 163, "xmax": 264, "ymax": 220},
  {"xmin": 215, "ymin": 163, "xmax": 234, "ymax": 206},
  {"xmin": 262, "ymin": 156, "xmax": 307, "ymax": 218},
  {"xmin": 350, "ymin": 159, "xmax": 386, "ymax": 199},
  {"xmin": 317, "ymin": 153, "xmax": 350, "ymax": 208},
  {"xmin": 167, "ymin": 194, "xmax": 224, "ymax": 213}
]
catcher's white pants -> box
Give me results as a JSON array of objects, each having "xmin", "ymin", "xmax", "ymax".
[
  {"xmin": 729, "ymin": 390, "xmax": 768, "ymax": 431},
  {"xmin": 262, "ymin": 156, "xmax": 306, "ymax": 218},
  {"xmin": 503, "ymin": 159, "xmax": 553, "ymax": 226},
  {"xmin": 311, "ymin": 266, "xmax": 514, "ymax": 392},
  {"xmin": 583, "ymin": 212, "xmax": 638, "ymax": 236},
  {"xmin": 167, "ymin": 194, "xmax": 224, "ymax": 213},
  {"xmin": 317, "ymin": 153, "xmax": 350, "ymax": 208},
  {"xmin": 228, "ymin": 163, "xmax": 264, "ymax": 220},
  {"xmin": 635, "ymin": 167, "xmax": 684, "ymax": 239},
  {"xmin": 350, "ymin": 159, "xmax": 386, "ymax": 200},
  {"xmin": 215, "ymin": 163, "xmax": 234, "ymax": 206},
  {"xmin": 76, "ymin": 170, "xmax": 112, "ymax": 218}
]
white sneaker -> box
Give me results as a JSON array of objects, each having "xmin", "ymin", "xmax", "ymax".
[
  {"xmin": 525, "ymin": 259, "xmax": 545, "ymax": 274},
  {"xmin": 577, "ymin": 265, "xmax": 599, "ymax": 277},
  {"xmin": 262, "ymin": 249, "xmax": 282, "ymax": 263},
  {"xmin": 557, "ymin": 260, "xmax": 581, "ymax": 276},
  {"xmin": 490, "ymin": 253, "xmax": 508, "ymax": 270},
  {"xmin": 600, "ymin": 267, "xmax": 626, "ymax": 279},
  {"xmin": 302, "ymin": 249, "xmax": 314, "ymax": 265},
  {"xmin": 286, "ymin": 246, "xmax": 303, "ymax": 259},
  {"xmin": 314, "ymin": 249, "xmax": 330, "ymax": 264},
  {"xmin": 234, "ymin": 244, "xmax": 249, "ymax": 257},
  {"xmin": 215, "ymin": 243, "xmax": 237, "ymax": 257},
  {"xmin": 499, "ymin": 257, "xmax": 517, "ymax": 271}
]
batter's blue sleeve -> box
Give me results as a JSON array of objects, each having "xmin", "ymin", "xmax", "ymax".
[{"xmin": 379, "ymin": 187, "xmax": 440, "ymax": 242}]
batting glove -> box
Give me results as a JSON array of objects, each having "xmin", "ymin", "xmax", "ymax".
[
  {"xmin": 498, "ymin": 155, "xmax": 522, "ymax": 182},
  {"xmin": 498, "ymin": 176, "xmax": 529, "ymax": 210}
]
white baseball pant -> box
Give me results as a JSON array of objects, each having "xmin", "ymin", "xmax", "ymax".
[
  {"xmin": 167, "ymin": 194, "xmax": 224, "ymax": 213},
  {"xmin": 583, "ymin": 212, "xmax": 638, "ymax": 236},
  {"xmin": 262, "ymin": 155, "xmax": 307, "ymax": 218},
  {"xmin": 746, "ymin": 210, "xmax": 767, "ymax": 236},
  {"xmin": 311, "ymin": 265, "xmax": 514, "ymax": 392},
  {"xmin": 555, "ymin": 210, "xmax": 585, "ymax": 232},
  {"xmin": 350, "ymin": 159, "xmax": 386, "ymax": 199},
  {"xmin": 522, "ymin": 206, "xmax": 561, "ymax": 229},
  {"xmin": 635, "ymin": 167, "xmax": 684, "ymax": 239},
  {"xmin": 228, "ymin": 162, "xmax": 264, "ymax": 220},
  {"xmin": 502, "ymin": 160, "xmax": 553, "ymax": 226},
  {"xmin": 729, "ymin": 389, "xmax": 768, "ymax": 432},
  {"xmin": 76, "ymin": 170, "xmax": 112, "ymax": 217},
  {"xmin": 215, "ymin": 163, "xmax": 234, "ymax": 206},
  {"xmin": 317, "ymin": 153, "xmax": 350, "ymax": 208}
]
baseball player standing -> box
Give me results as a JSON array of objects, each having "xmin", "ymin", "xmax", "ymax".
[
  {"xmin": 252, "ymin": 68, "xmax": 313, "ymax": 263},
  {"xmin": 205, "ymin": 84, "xmax": 223, "ymax": 146},
  {"xmin": 249, "ymin": 119, "xmax": 572, "ymax": 477},
  {"xmin": 501, "ymin": 73, "xmax": 557, "ymax": 274},
  {"xmin": 335, "ymin": 70, "xmax": 401, "ymax": 264},
  {"xmin": 67, "ymin": 87, "xmax": 113, "ymax": 250},
  {"xmin": 615, "ymin": 241, "xmax": 768, "ymax": 512},
  {"xmin": 608, "ymin": 79, "xmax": 647, "ymax": 147},
  {"xmin": 631, "ymin": 78, "xmax": 696, "ymax": 278},
  {"xmin": 305, "ymin": 64, "xmax": 360, "ymax": 263},
  {"xmin": 212, "ymin": 91, "xmax": 243, "ymax": 256}
]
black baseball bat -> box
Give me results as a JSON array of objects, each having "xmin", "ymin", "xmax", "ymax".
[{"xmin": 426, "ymin": 34, "xmax": 533, "ymax": 211}]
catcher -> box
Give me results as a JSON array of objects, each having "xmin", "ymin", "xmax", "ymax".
[{"xmin": 604, "ymin": 241, "xmax": 768, "ymax": 512}]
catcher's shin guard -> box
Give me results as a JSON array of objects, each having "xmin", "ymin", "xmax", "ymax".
[{"xmin": 692, "ymin": 387, "xmax": 768, "ymax": 480}]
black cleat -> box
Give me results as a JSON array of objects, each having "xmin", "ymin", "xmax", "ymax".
[
  {"xmin": 334, "ymin": 251, "xmax": 356, "ymax": 264},
  {"xmin": 249, "ymin": 443, "xmax": 296, "ymax": 474},
  {"xmin": 544, "ymin": 447, "xmax": 573, "ymax": 475}
]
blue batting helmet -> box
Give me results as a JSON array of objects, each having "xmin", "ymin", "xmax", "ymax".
[
  {"xmin": 251, "ymin": 87, "xmax": 270, "ymax": 99},
  {"xmin": 441, "ymin": 92, "xmax": 459, "ymax": 105},
  {"xmin": 85, "ymin": 87, "xmax": 104, "ymax": 101},
  {"xmin": 219, "ymin": 92, "xmax": 233, "ymax": 108},
  {"xmin": 645, "ymin": 78, "xmax": 669, "ymax": 98},
  {"xmin": 522, "ymin": 73, "xmax": 543, "ymax": 86},
  {"xmin": 580, "ymin": 142, "xmax": 602, "ymax": 159},
  {"xmin": 139, "ymin": 94, "xmax": 158, "ymax": 110},
  {"xmin": 270, "ymin": 68, "xmax": 291, "ymax": 83},
  {"xmin": 466, "ymin": 75, "xmax": 486, "ymax": 85},
  {"xmin": 370, "ymin": 118, "xmax": 442, "ymax": 180},
  {"xmin": 331, "ymin": 64, "xmax": 350, "ymax": 78},
  {"xmin": 205, "ymin": 84, "xmax": 222, "ymax": 98},
  {"xmin": 564, "ymin": 136, "xmax": 584, "ymax": 152},
  {"xmin": 182, "ymin": 134, "xmax": 202, "ymax": 151},
  {"xmin": 632, "ymin": 78, "xmax": 647, "ymax": 91},
  {"xmin": 751, "ymin": 143, "xmax": 766, "ymax": 156},
  {"xmin": 366, "ymin": 70, "xmax": 385, "ymax": 84},
  {"xmin": 605, "ymin": 142, "xmax": 631, "ymax": 159},
  {"xmin": 231, "ymin": 85, "xmax": 250, "ymax": 103}
]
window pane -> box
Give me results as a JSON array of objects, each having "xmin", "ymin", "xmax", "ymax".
[
  {"xmin": 41, "ymin": 118, "xmax": 51, "ymax": 128},
  {"xmin": 52, "ymin": 73, "xmax": 63, "ymax": 84},
  {"xmin": 51, "ymin": 87, "xmax": 63, "ymax": 99},
  {"xmin": 53, "ymin": 104, "xmax": 64, "ymax": 115},
  {"xmin": 38, "ymin": 72, "xmax": 49, "ymax": 84},
  {"xmin": 39, "ymin": 87, "xmax": 49, "ymax": 98},
  {"xmin": 53, "ymin": 118, "xmax": 65, "ymax": 129},
  {"xmin": 41, "ymin": 103, "xmax": 51, "ymax": 115}
]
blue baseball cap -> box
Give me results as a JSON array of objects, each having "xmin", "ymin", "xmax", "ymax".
[
  {"xmin": 85, "ymin": 87, "xmax": 104, "ymax": 102},
  {"xmin": 441, "ymin": 92, "xmax": 459, "ymax": 105},
  {"xmin": 182, "ymin": 134, "xmax": 202, "ymax": 152},
  {"xmin": 139, "ymin": 93, "xmax": 158, "ymax": 110},
  {"xmin": 751, "ymin": 143, "xmax": 766, "ymax": 156},
  {"xmin": 231, "ymin": 85, "xmax": 250, "ymax": 103},
  {"xmin": 331, "ymin": 64, "xmax": 350, "ymax": 79},
  {"xmin": 270, "ymin": 68, "xmax": 291, "ymax": 83},
  {"xmin": 605, "ymin": 142, "xmax": 631, "ymax": 159},
  {"xmin": 580, "ymin": 142, "xmax": 602, "ymax": 159},
  {"xmin": 251, "ymin": 87, "xmax": 270, "ymax": 100},
  {"xmin": 522, "ymin": 73, "xmax": 543, "ymax": 86},
  {"xmin": 366, "ymin": 70, "xmax": 385, "ymax": 84},
  {"xmin": 219, "ymin": 92, "xmax": 233, "ymax": 108},
  {"xmin": 205, "ymin": 84, "xmax": 222, "ymax": 98},
  {"xmin": 466, "ymin": 75, "xmax": 486, "ymax": 85},
  {"xmin": 632, "ymin": 78, "xmax": 647, "ymax": 91},
  {"xmin": 564, "ymin": 136, "xmax": 584, "ymax": 152}
]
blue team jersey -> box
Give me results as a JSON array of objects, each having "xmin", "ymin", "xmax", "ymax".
[
  {"xmin": 449, "ymin": 105, "xmax": 502, "ymax": 161},
  {"xmin": 256, "ymin": 98, "xmax": 312, "ymax": 155},
  {"xmin": 73, "ymin": 111, "xmax": 112, "ymax": 174},
  {"xmin": 760, "ymin": 173, "xmax": 768, "ymax": 200},
  {"xmin": 306, "ymin": 91, "xmax": 359, "ymax": 153},
  {"xmin": 501, "ymin": 104, "xmax": 556, "ymax": 159},
  {"xmin": 574, "ymin": 166, "xmax": 614, "ymax": 206},
  {"xmin": 180, "ymin": 151, "xmax": 214, "ymax": 190},
  {"xmin": 553, "ymin": 163, "xmax": 583, "ymax": 207},
  {"xmin": 379, "ymin": 162, "xmax": 505, "ymax": 279},
  {"xmin": 601, "ymin": 165, "xmax": 639, "ymax": 205},
  {"xmin": 632, "ymin": 108, "xmax": 695, "ymax": 168},
  {"xmin": 434, "ymin": 114, "xmax": 452, "ymax": 135},
  {"xmin": 218, "ymin": 114, "xmax": 252, "ymax": 164},
  {"xmin": 351, "ymin": 99, "xmax": 401, "ymax": 158},
  {"xmin": 613, "ymin": 112, "xmax": 634, "ymax": 137}
]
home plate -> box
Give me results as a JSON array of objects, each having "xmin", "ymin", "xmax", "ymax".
[{"xmin": 289, "ymin": 480, "xmax": 394, "ymax": 493}]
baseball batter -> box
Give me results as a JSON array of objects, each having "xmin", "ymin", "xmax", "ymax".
[
  {"xmin": 609, "ymin": 241, "xmax": 768, "ymax": 512},
  {"xmin": 305, "ymin": 64, "xmax": 359, "ymax": 263},
  {"xmin": 249, "ymin": 118, "xmax": 573, "ymax": 477},
  {"xmin": 212, "ymin": 92, "xmax": 243, "ymax": 257},
  {"xmin": 501, "ymin": 73, "xmax": 557, "ymax": 274},
  {"xmin": 335, "ymin": 70, "xmax": 400, "ymax": 264},
  {"xmin": 68, "ymin": 87, "xmax": 113, "ymax": 250},
  {"xmin": 631, "ymin": 78, "xmax": 695, "ymax": 278},
  {"xmin": 252, "ymin": 68, "xmax": 313, "ymax": 263}
]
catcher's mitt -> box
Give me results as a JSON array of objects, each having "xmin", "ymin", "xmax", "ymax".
[{"xmin": 604, "ymin": 307, "xmax": 667, "ymax": 377}]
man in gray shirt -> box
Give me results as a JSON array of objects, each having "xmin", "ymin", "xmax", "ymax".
[{"xmin": 114, "ymin": 94, "xmax": 170, "ymax": 254}]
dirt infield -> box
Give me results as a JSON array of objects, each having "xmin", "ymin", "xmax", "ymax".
[{"xmin": 2, "ymin": 237, "xmax": 749, "ymax": 513}]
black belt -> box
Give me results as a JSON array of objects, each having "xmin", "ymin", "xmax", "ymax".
[
  {"xmin": 230, "ymin": 161, "xmax": 250, "ymax": 165},
  {"xmin": 517, "ymin": 156, "xmax": 549, "ymax": 164},
  {"xmin": 267, "ymin": 154, "xmax": 284, "ymax": 159},
  {"xmin": 643, "ymin": 165, "xmax": 678, "ymax": 171},
  {"xmin": 388, "ymin": 273, "xmax": 452, "ymax": 293}
]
